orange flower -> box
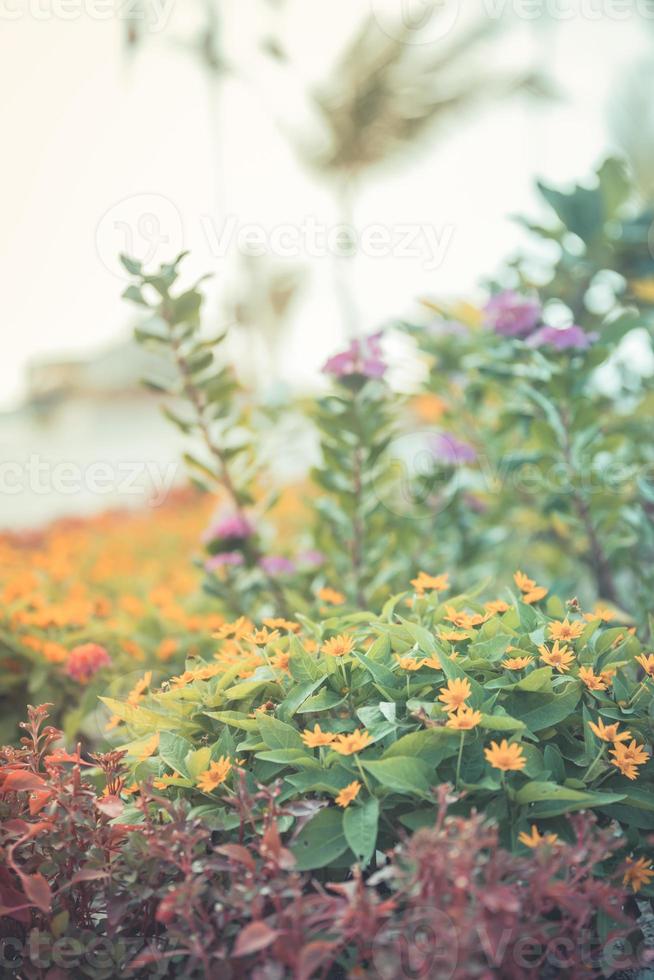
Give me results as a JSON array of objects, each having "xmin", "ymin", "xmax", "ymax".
[
  {"xmin": 484, "ymin": 739, "xmax": 526, "ymax": 772},
  {"xmin": 246, "ymin": 628, "xmax": 280, "ymax": 646},
  {"xmin": 583, "ymin": 605, "xmax": 615, "ymax": 623},
  {"xmin": 270, "ymin": 650, "xmax": 291, "ymax": 672},
  {"xmin": 438, "ymin": 677, "xmax": 471, "ymax": 712},
  {"xmin": 335, "ymin": 780, "xmax": 361, "ymax": 808},
  {"xmin": 578, "ymin": 666, "xmax": 608, "ymax": 691},
  {"xmin": 548, "ymin": 619, "xmax": 585, "ymax": 642},
  {"xmin": 197, "ymin": 756, "xmax": 232, "ymax": 792},
  {"xmin": 395, "ymin": 655, "xmax": 422, "ymax": 671},
  {"xmin": 522, "ymin": 587, "xmax": 548, "ymax": 605},
  {"xmin": 513, "ymin": 570, "xmax": 536, "ymax": 592},
  {"xmin": 444, "ymin": 606, "xmax": 488, "ymax": 629},
  {"xmin": 446, "ymin": 706, "xmax": 481, "ymax": 730},
  {"xmin": 518, "ymin": 825, "xmax": 558, "ymax": 848},
  {"xmin": 301, "ymin": 724, "xmax": 336, "ymax": 748},
  {"xmin": 635, "ymin": 653, "xmax": 654, "ymax": 677},
  {"xmin": 622, "ymin": 856, "xmax": 654, "ymax": 893},
  {"xmin": 485, "ymin": 600, "xmax": 509, "ymax": 615},
  {"xmin": 610, "ymin": 740, "xmax": 649, "ymax": 780},
  {"xmin": 317, "ymin": 587, "xmax": 345, "ymax": 606},
  {"xmin": 263, "ymin": 617, "xmax": 301, "ymax": 633},
  {"xmin": 588, "ymin": 718, "xmax": 631, "ymax": 743},
  {"xmin": 538, "ymin": 641, "xmax": 575, "ymax": 673},
  {"xmin": 323, "ymin": 634, "xmax": 354, "ymax": 658},
  {"xmin": 502, "ymin": 655, "xmax": 533, "ymax": 670},
  {"xmin": 438, "ymin": 629, "xmax": 470, "ymax": 643},
  {"xmin": 410, "ymin": 571, "xmax": 449, "ymax": 596},
  {"xmin": 156, "ymin": 638, "xmax": 178, "ymax": 662},
  {"xmin": 423, "ymin": 654, "xmax": 447, "ymax": 669},
  {"xmin": 332, "ymin": 729, "xmax": 373, "ymax": 756}
]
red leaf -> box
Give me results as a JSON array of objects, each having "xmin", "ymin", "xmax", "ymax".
[
  {"xmin": 233, "ymin": 921, "xmax": 279, "ymax": 957},
  {"xmin": 29, "ymin": 790, "xmax": 54, "ymax": 815},
  {"xmin": 297, "ymin": 941, "xmax": 337, "ymax": 980},
  {"xmin": 95, "ymin": 795, "xmax": 124, "ymax": 818},
  {"xmin": 2, "ymin": 770, "xmax": 47, "ymax": 792},
  {"xmin": 22, "ymin": 873, "xmax": 52, "ymax": 913},
  {"xmin": 214, "ymin": 844, "xmax": 256, "ymax": 871}
]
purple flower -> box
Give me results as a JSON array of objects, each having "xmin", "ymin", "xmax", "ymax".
[
  {"xmin": 259, "ymin": 555, "xmax": 296, "ymax": 577},
  {"xmin": 432, "ymin": 433, "xmax": 477, "ymax": 465},
  {"xmin": 205, "ymin": 552, "xmax": 245, "ymax": 571},
  {"xmin": 202, "ymin": 511, "xmax": 254, "ymax": 545},
  {"xmin": 298, "ymin": 549, "xmax": 325, "ymax": 567},
  {"xmin": 322, "ymin": 332, "xmax": 387, "ymax": 380},
  {"xmin": 484, "ymin": 290, "xmax": 541, "ymax": 338},
  {"xmin": 526, "ymin": 324, "xmax": 598, "ymax": 351}
]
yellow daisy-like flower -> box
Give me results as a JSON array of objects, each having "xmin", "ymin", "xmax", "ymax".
[
  {"xmin": 438, "ymin": 677, "xmax": 472, "ymax": 712},
  {"xmin": 196, "ymin": 756, "xmax": 232, "ymax": 793},
  {"xmin": 246, "ymin": 628, "xmax": 280, "ymax": 646},
  {"xmin": 395, "ymin": 655, "xmax": 423, "ymax": 671},
  {"xmin": 484, "ymin": 739, "xmax": 526, "ymax": 772},
  {"xmin": 444, "ymin": 606, "xmax": 488, "ymax": 629},
  {"xmin": 301, "ymin": 724, "xmax": 336, "ymax": 748},
  {"xmin": 502, "ymin": 655, "xmax": 534, "ymax": 670},
  {"xmin": 335, "ymin": 780, "xmax": 361, "ymax": 808},
  {"xmin": 612, "ymin": 739, "xmax": 649, "ymax": 766},
  {"xmin": 322, "ymin": 634, "xmax": 355, "ymax": 658},
  {"xmin": 263, "ymin": 617, "xmax": 301, "ymax": 633},
  {"xmin": 522, "ymin": 587, "xmax": 548, "ymax": 605},
  {"xmin": 588, "ymin": 718, "xmax": 631, "ymax": 743},
  {"xmin": 623, "ymin": 856, "xmax": 654, "ymax": 893},
  {"xmin": 548, "ymin": 618, "xmax": 585, "ymax": 642},
  {"xmin": 270, "ymin": 650, "xmax": 291, "ymax": 672},
  {"xmin": 332, "ymin": 729, "xmax": 373, "ymax": 756},
  {"xmin": 410, "ymin": 571, "xmax": 450, "ymax": 596},
  {"xmin": 518, "ymin": 825, "xmax": 558, "ymax": 848},
  {"xmin": 437, "ymin": 629, "xmax": 470, "ymax": 643},
  {"xmin": 317, "ymin": 587, "xmax": 346, "ymax": 606},
  {"xmin": 583, "ymin": 605, "xmax": 615, "ymax": 623},
  {"xmin": 635, "ymin": 653, "xmax": 654, "ymax": 678},
  {"xmin": 538, "ymin": 641, "xmax": 575, "ymax": 673},
  {"xmin": 485, "ymin": 600, "xmax": 509, "ymax": 615},
  {"xmin": 446, "ymin": 706, "xmax": 482, "ymax": 730},
  {"xmin": 578, "ymin": 666, "xmax": 608, "ymax": 691},
  {"xmin": 513, "ymin": 570, "xmax": 536, "ymax": 592}
]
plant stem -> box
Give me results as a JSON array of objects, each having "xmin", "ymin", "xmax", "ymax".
[
  {"xmin": 455, "ymin": 731, "xmax": 465, "ymax": 788},
  {"xmin": 585, "ymin": 743, "xmax": 606, "ymax": 783}
]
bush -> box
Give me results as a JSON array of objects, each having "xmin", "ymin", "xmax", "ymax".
[{"xmin": 0, "ymin": 708, "xmax": 641, "ymax": 978}]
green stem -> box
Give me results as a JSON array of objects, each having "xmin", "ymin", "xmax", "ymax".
[
  {"xmin": 585, "ymin": 742, "xmax": 607, "ymax": 783},
  {"xmin": 455, "ymin": 731, "xmax": 465, "ymax": 789}
]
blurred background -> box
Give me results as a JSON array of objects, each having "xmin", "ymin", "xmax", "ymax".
[{"xmin": 3, "ymin": 0, "xmax": 654, "ymax": 526}]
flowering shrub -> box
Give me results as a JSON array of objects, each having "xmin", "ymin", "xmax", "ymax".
[
  {"xmin": 103, "ymin": 574, "xmax": 654, "ymax": 887},
  {"xmin": 0, "ymin": 707, "xmax": 642, "ymax": 979}
]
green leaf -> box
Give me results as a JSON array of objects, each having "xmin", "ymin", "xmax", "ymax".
[
  {"xmin": 343, "ymin": 797, "xmax": 379, "ymax": 866},
  {"xmin": 383, "ymin": 728, "xmax": 458, "ymax": 765},
  {"xmin": 159, "ymin": 731, "xmax": 194, "ymax": 778},
  {"xmin": 292, "ymin": 808, "xmax": 348, "ymax": 870},
  {"xmin": 479, "ymin": 713, "xmax": 526, "ymax": 732},
  {"xmin": 257, "ymin": 714, "xmax": 304, "ymax": 752},
  {"xmin": 504, "ymin": 681, "xmax": 581, "ymax": 733},
  {"xmin": 362, "ymin": 757, "xmax": 432, "ymax": 797}
]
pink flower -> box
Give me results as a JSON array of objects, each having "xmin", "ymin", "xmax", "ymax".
[
  {"xmin": 322, "ymin": 332, "xmax": 387, "ymax": 380},
  {"xmin": 526, "ymin": 324, "xmax": 597, "ymax": 351},
  {"xmin": 432, "ymin": 433, "xmax": 477, "ymax": 465},
  {"xmin": 298, "ymin": 549, "xmax": 325, "ymax": 567},
  {"xmin": 202, "ymin": 512, "xmax": 253, "ymax": 545},
  {"xmin": 65, "ymin": 643, "xmax": 111, "ymax": 684},
  {"xmin": 259, "ymin": 555, "xmax": 296, "ymax": 576},
  {"xmin": 485, "ymin": 290, "xmax": 541, "ymax": 338},
  {"xmin": 205, "ymin": 552, "xmax": 245, "ymax": 571}
]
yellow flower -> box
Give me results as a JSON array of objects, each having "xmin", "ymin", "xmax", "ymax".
[
  {"xmin": 395, "ymin": 655, "xmax": 422, "ymax": 671},
  {"xmin": 578, "ymin": 666, "xmax": 608, "ymax": 691},
  {"xmin": 317, "ymin": 587, "xmax": 345, "ymax": 606},
  {"xmin": 301, "ymin": 724, "xmax": 336, "ymax": 748},
  {"xmin": 538, "ymin": 641, "xmax": 575, "ymax": 673},
  {"xmin": 270, "ymin": 650, "xmax": 291, "ymax": 672},
  {"xmin": 323, "ymin": 634, "xmax": 354, "ymax": 658},
  {"xmin": 214, "ymin": 616, "xmax": 255, "ymax": 640},
  {"xmin": 623, "ymin": 856, "xmax": 654, "ymax": 893},
  {"xmin": 446, "ymin": 706, "xmax": 482, "ymax": 730},
  {"xmin": 635, "ymin": 653, "xmax": 654, "ymax": 677},
  {"xmin": 611, "ymin": 739, "xmax": 649, "ymax": 766},
  {"xmin": 335, "ymin": 780, "xmax": 361, "ymax": 808},
  {"xmin": 518, "ymin": 825, "xmax": 558, "ymax": 848},
  {"xmin": 136, "ymin": 733, "xmax": 160, "ymax": 760},
  {"xmin": 126, "ymin": 670, "xmax": 153, "ymax": 706},
  {"xmin": 438, "ymin": 677, "xmax": 471, "ymax": 712},
  {"xmin": 437, "ymin": 629, "xmax": 470, "ymax": 643},
  {"xmin": 197, "ymin": 756, "xmax": 232, "ymax": 792},
  {"xmin": 548, "ymin": 619, "xmax": 585, "ymax": 642},
  {"xmin": 484, "ymin": 739, "xmax": 526, "ymax": 772},
  {"xmin": 513, "ymin": 570, "xmax": 536, "ymax": 592},
  {"xmin": 583, "ymin": 605, "xmax": 615, "ymax": 623},
  {"xmin": 153, "ymin": 773, "xmax": 186, "ymax": 790},
  {"xmin": 246, "ymin": 628, "xmax": 280, "ymax": 646},
  {"xmin": 423, "ymin": 654, "xmax": 448, "ymax": 669},
  {"xmin": 410, "ymin": 571, "xmax": 449, "ymax": 596},
  {"xmin": 522, "ymin": 587, "xmax": 548, "ymax": 605},
  {"xmin": 263, "ymin": 617, "xmax": 301, "ymax": 633},
  {"xmin": 502, "ymin": 655, "xmax": 534, "ymax": 670},
  {"xmin": 332, "ymin": 729, "xmax": 373, "ymax": 756},
  {"xmin": 485, "ymin": 600, "xmax": 509, "ymax": 615},
  {"xmin": 588, "ymin": 718, "xmax": 631, "ymax": 743},
  {"xmin": 444, "ymin": 606, "xmax": 488, "ymax": 629}
]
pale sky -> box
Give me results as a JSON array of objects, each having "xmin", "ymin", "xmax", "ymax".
[{"xmin": 1, "ymin": 1, "xmax": 650, "ymax": 408}]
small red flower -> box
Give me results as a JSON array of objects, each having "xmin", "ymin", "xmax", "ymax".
[{"xmin": 65, "ymin": 643, "xmax": 111, "ymax": 683}]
